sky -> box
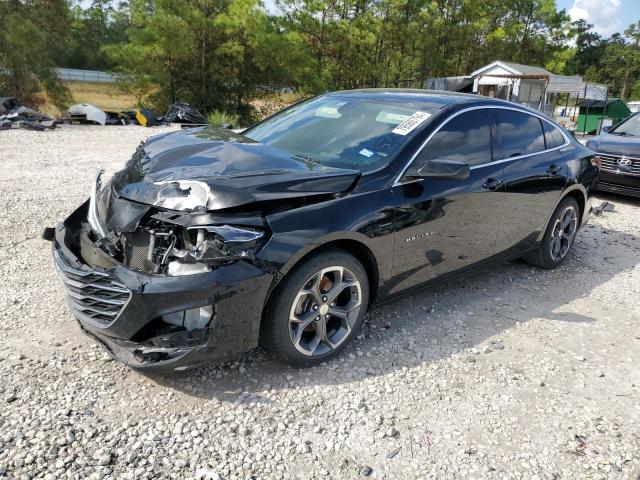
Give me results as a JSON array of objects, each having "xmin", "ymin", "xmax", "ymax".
[{"xmin": 557, "ymin": 0, "xmax": 640, "ymax": 37}]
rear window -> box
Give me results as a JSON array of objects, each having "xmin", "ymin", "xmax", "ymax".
[
  {"xmin": 494, "ymin": 110, "xmax": 546, "ymax": 160},
  {"xmin": 543, "ymin": 121, "xmax": 566, "ymax": 149}
]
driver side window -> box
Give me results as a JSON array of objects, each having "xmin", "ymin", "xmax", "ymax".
[{"xmin": 419, "ymin": 109, "xmax": 492, "ymax": 166}]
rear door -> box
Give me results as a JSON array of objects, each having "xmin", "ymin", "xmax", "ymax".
[
  {"xmin": 389, "ymin": 108, "xmax": 505, "ymax": 294},
  {"xmin": 492, "ymin": 109, "xmax": 568, "ymax": 255}
]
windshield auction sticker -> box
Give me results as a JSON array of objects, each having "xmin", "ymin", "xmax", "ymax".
[{"xmin": 392, "ymin": 111, "xmax": 431, "ymax": 135}]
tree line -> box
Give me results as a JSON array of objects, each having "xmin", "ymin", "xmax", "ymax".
[{"xmin": 1, "ymin": 0, "xmax": 639, "ymax": 121}]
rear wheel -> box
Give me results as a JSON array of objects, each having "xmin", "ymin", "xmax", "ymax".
[
  {"xmin": 523, "ymin": 197, "xmax": 580, "ymax": 269},
  {"xmin": 262, "ymin": 249, "xmax": 369, "ymax": 366}
]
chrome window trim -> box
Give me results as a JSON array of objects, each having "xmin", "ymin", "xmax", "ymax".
[{"xmin": 393, "ymin": 105, "xmax": 571, "ymax": 186}]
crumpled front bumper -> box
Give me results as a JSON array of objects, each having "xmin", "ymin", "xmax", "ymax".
[{"xmin": 50, "ymin": 204, "xmax": 274, "ymax": 371}]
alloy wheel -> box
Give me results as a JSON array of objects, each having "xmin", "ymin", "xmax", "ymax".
[
  {"xmin": 288, "ymin": 266, "xmax": 362, "ymax": 357},
  {"xmin": 549, "ymin": 205, "xmax": 578, "ymax": 261}
]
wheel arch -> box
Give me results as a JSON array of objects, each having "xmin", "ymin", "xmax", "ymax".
[
  {"xmin": 264, "ymin": 234, "xmax": 381, "ymax": 312},
  {"xmin": 563, "ymin": 189, "xmax": 586, "ymax": 226},
  {"xmin": 537, "ymin": 185, "xmax": 587, "ymax": 242}
]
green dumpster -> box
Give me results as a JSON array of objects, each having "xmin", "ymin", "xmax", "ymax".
[{"xmin": 576, "ymin": 98, "xmax": 631, "ymax": 134}]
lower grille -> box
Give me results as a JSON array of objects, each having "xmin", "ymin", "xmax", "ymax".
[
  {"xmin": 54, "ymin": 249, "xmax": 130, "ymax": 326},
  {"xmin": 597, "ymin": 181, "xmax": 640, "ymax": 197},
  {"xmin": 598, "ymin": 154, "xmax": 640, "ymax": 177}
]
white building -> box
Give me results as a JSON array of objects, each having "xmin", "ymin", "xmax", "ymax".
[
  {"xmin": 470, "ymin": 61, "xmax": 550, "ymax": 109},
  {"xmin": 425, "ymin": 60, "xmax": 608, "ymax": 128},
  {"xmin": 469, "ymin": 60, "xmax": 593, "ymax": 113}
]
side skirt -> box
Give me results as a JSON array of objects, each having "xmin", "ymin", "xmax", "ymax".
[{"xmin": 372, "ymin": 247, "xmax": 538, "ymax": 308}]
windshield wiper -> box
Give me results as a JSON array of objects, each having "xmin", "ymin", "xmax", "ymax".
[
  {"xmin": 610, "ymin": 131, "xmax": 634, "ymax": 136},
  {"xmin": 292, "ymin": 153, "xmax": 319, "ymax": 164}
]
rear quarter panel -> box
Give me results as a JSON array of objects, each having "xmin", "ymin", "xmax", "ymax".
[{"xmin": 544, "ymin": 143, "xmax": 597, "ymax": 234}]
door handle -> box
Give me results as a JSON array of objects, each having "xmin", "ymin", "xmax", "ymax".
[
  {"xmin": 547, "ymin": 164, "xmax": 562, "ymax": 174},
  {"xmin": 483, "ymin": 178, "xmax": 504, "ymax": 190}
]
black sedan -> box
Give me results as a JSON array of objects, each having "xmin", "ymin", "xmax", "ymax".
[
  {"xmin": 46, "ymin": 90, "xmax": 598, "ymax": 371},
  {"xmin": 587, "ymin": 112, "xmax": 640, "ymax": 197}
]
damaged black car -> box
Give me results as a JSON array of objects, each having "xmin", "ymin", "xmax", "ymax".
[{"xmin": 46, "ymin": 90, "xmax": 599, "ymax": 371}]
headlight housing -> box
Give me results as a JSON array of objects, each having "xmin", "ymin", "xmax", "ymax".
[
  {"xmin": 88, "ymin": 169, "xmax": 108, "ymax": 239},
  {"xmin": 189, "ymin": 225, "xmax": 266, "ymax": 262}
]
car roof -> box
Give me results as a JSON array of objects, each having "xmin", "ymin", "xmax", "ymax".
[{"xmin": 326, "ymin": 88, "xmax": 510, "ymax": 109}]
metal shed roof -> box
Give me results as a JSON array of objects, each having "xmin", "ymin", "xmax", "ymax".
[
  {"xmin": 498, "ymin": 61, "xmax": 550, "ymax": 76},
  {"xmin": 546, "ymin": 75, "xmax": 584, "ymax": 94},
  {"xmin": 470, "ymin": 61, "xmax": 551, "ymax": 77}
]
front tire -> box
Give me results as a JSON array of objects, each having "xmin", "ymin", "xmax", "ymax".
[
  {"xmin": 523, "ymin": 197, "xmax": 580, "ymax": 269},
  {"xmin": 261, "ymin": 249, "xmax": 369, "ymax": 366}
]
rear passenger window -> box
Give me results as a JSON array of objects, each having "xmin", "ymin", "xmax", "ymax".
[
  {"xmin": 420, "ymin": 109, "xmax": 492, "ymax": 166},
  {"xmin": 542, "ymin": 121, "xmax": 566, "ymax": 149},
  {"xmin": 494, "ymin": 110, "xmax": 545, "ymax": 160}
]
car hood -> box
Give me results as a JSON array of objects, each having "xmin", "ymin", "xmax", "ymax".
[
  {"xmin": 110, "ymin": 126, "xmax": 361, "ymax": 212},
  {"xmin": 588, "ymin": 133, "xmax": 640, "ymax": 157}
]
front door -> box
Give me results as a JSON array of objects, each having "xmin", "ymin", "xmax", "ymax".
[{"xmin": 389, "ymin": 108, "xmax": 505, "ymax": 295}]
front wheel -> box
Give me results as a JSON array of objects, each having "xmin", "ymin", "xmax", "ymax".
[
  {"xmin": 523, "ymin": 197, "xmax": 580, "ymax": 269},
  {"xmin": 261, "ymin": 249, "xmax": 369, "ymax": 366}
]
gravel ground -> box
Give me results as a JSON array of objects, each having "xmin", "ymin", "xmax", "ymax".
[{"xmin": 1, "ymin": 125, "xmax": 639, "ymax": 480}]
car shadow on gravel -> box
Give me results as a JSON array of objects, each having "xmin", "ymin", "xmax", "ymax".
[
  {"xmin": 148, "ymin": 222, "xmax": 639, "ymax": 402},
  {"xmin": 594, "ymin": 191, "xmax": 640, "ymax": 208}
]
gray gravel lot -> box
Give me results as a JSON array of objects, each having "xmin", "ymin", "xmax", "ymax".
[{"xmin": 1, "ymin": 125, "xmax": 639, "ymax": 480}]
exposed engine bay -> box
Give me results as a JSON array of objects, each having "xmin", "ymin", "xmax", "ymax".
[
  {"xmin": 84, "ymin": 172, "xmax": 267, "ymax": 277},
  {"xmin": 112, "ymin": 219, "xmax": 264, "ymax": 276}
]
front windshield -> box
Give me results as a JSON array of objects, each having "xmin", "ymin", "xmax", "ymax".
[
  {"xmin": 610, "ymin": 113, "xmax": 640, "ymax": 136},
  {"xmin": 244, "ymin": 95, "xmax": 436, "ymax": 172}
]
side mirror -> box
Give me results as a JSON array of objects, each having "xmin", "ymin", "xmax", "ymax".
[
  {"xmin": 404, "ymin": 158, "xmax": 471, "ymax": 181},
  {"xmin": 601, "ymin": 126, "xmax": 611, "ymax": 133}
]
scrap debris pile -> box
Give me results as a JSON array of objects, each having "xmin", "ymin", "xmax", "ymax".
[
  {"xmin": 0, "ymin": 100, "xmax": 208, "ymax": 132},
  {"xmin": 63, "ymin": 102, "xmax": 207, "ymax": 127},
  {"xmin": 162, "ymin": 102, "xmax": 207, "ymax": 125},
  {"xmin": 0, "ymin": 97, "xmax": 57, "ymax": 131}
]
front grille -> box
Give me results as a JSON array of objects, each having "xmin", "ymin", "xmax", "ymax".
[
  {"xmin": 54, "ymin": 249, "xmax": 130, "ymax": 326},
  {"xmin": 598, "ymin": 153, "xmax": 640, "ymax": 177}
]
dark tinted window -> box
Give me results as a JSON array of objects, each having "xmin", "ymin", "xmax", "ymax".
[
  {"xmin": 494, "ymin": 110, "xmax": 545, "ymax": 160},
  {"xmin": 543, "ymin": 121, "xmax": 566, "ymax": 149},
  {"xmin": 420, "ymin": 109, "xmax": 492, "ymax": 166}
]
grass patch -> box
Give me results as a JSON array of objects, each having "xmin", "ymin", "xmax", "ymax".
[
  {"xmin": 63, "ymin": 81, "xmax": 137, "ymax": 111},
  {"xmin": 38, "ymin": 82, "xmax": 304, "ymax": 121},
  {"xmin": 207, "ymin": 110, "xmax": 240, "ymax": 127},
  {"xmin": 251, "ymin": 91, "xmax": 307, "ymax": 120}
]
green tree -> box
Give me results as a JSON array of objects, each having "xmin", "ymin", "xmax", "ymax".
[
  {"xmin": 599, "ymin": 23, "xmax": 640, "ymax": 100},
  {"xmin": 59, "ymin": 0, "xmax": 132, "ymax": 70},
  {"xmin": 565, "ymin": 19, "xmax": 606, "ymax": 76},
  {"xmin": 108, "ymin": 0, "xmax": 308, "ymax": 121},
  {"xmin": 0, "ymin": 0, "xmax": 71, "ymax": 110}
]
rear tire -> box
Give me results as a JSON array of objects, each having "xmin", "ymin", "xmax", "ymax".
[
  {"xmin": 523, "ymin": 197, "xmax": 580, "ymax": 269},
  {"xmin": 261, "ymin": 249, "xmax": 369, "ymax": 366}
]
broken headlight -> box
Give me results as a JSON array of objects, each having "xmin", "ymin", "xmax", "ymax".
[
  {"xmin": 88, "ymin": 169, "xmax": 108, "ymax": 239},
  {"xmin": 189, "ymin": 225, "xmax": 265, "ymax": 263},
  {"xmin": 111, "ymin": 208, "xmax": 268, "ymax": 276},
  {"xmin": 161, "ymin": 224, "xmax": 266, "ymax": 276}
]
